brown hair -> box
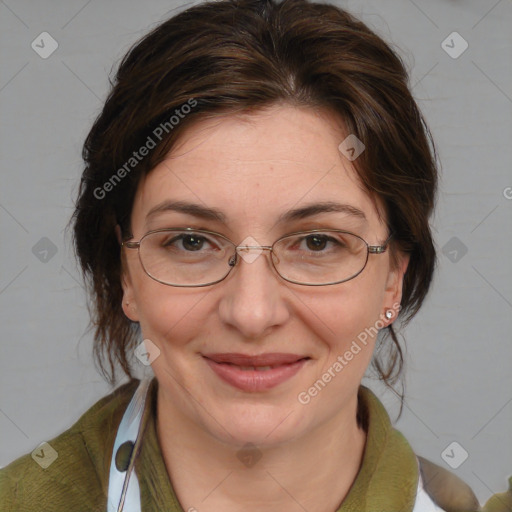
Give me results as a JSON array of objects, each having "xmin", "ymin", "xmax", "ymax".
[{"xmin": 70, "ymin": 0, "xmax": 438, "ymax": 405}]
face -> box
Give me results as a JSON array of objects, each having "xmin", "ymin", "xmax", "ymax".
[{"xmin": 120, "ymin": 104, "xmax": 409, "ymax": 447}]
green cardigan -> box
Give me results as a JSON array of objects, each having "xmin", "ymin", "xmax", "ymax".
[{"xmin": 0, "ymin": 378, "xmax": 506, "ymax": 511}]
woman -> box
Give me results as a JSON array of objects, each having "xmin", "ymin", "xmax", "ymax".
[{"xmin": 0, "ymin": 0, "xmax": 508, "ymax": 510}]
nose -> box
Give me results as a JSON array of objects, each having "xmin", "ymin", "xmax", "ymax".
[{"xmin": 217, "ymin": 245, "xmax": 290, "ymax": 339}]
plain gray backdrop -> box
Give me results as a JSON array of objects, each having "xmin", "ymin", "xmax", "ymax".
[{"xmin": 1, "ymin": 0, "xmax": 511, "ymax": 505}]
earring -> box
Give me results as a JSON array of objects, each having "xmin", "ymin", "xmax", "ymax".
[{"xmin": 385, "ymin": 310, "xmax": 393, "ymax": 320}]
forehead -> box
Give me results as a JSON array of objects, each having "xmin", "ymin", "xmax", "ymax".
[{"xmin": 131, "ymin": 105, "xmax": 386, "ymax": 234}]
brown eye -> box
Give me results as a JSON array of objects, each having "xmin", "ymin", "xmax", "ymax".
[
  {"xmin": 159, "ymin": 233, "xmax": 213, "ymax": 252},
  {"xmin": 176, "ymin": 234, "xmax": 206, "ymax": 251},
  {"xmin": 305, "ymin": 235, "xmax": 330, "ymax": 251}
]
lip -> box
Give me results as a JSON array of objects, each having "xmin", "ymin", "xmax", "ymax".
[
  {"xmin": 202, "ymin": 353, "xmax": 310, "ymax": 392},
  {"xmin": 203, "ymin": 352, "xmax": 308, "ymax": 366}
]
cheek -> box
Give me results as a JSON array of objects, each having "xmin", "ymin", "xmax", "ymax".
[
  {"xmin": 318, "ymin": 274, "xmax": 386, "ymax": 330},
  {"xmin": 133, "ymin": 276, "xmax": 209, "ymax": 346},
  {"xmin": 304, "ymin": 277, "xmax": 386, "ymax": 358}
]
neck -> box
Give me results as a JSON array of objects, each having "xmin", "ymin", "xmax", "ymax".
[{"xmin": 156, "ymin": 387, "xmax": 367, "ymax": 512}]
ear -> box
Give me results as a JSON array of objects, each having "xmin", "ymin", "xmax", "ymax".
[
  {"xmin": 117, "ymin": 224, "xmax": 140, "ymax": 323},
  {"xmin": 121, "ymin": 279, "xmax": 139, "ymax": 323},
  {"xmin": 383, "ymin": 251, "xmax": 410, "ymax": 313}
]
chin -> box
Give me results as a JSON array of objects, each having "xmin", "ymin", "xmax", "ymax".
[{"xmin": 204, "ymin": 401, "xmax": 305, "ymax": 447}]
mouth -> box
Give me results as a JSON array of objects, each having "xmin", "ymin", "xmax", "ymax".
[{"xmin": 202, "ymin": 353, "xmax": 311, "ymax": 391}]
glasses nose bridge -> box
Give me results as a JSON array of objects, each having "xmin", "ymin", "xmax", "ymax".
[
  {"xmin": 229, "ymin": 242, "xmax": 276, "ymax": 268},
  {"xmin": 233, "ymin": 242, "xmax": 274, "ymax": 258},
  {"xmin": 235, "ymin": 243, "xmax": 273, "ymax": 252}
]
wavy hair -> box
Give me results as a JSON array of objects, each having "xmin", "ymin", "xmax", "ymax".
[{"xmin": 70, "ymin": 0, "xmax": 438, "ymax": 411}]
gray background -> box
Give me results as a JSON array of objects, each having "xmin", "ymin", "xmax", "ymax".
[{"xmin": 1, "ymin": 0, "xmax": 511, "ymax": 505}]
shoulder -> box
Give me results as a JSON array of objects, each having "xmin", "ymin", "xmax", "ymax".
[
  {"xmin": 416, "ymin": 455, "xmax": 481, "ymax": 512},
  {"xmin": 0, "ymin": 378, "xmax": 140, "ymax": 512},
  {"xmin": 417, "ymin": 457, "xmax": 512, "ymax": 512}
]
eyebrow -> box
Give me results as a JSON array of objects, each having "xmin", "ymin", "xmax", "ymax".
[{"xmin": 145, "ymin": 200, "xmax": 367, "ymax": 225}]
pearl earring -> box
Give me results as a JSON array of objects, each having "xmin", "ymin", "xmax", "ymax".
[{"xmin": 385, "ymin": 310, "xmax": 393, "ymax": 320}]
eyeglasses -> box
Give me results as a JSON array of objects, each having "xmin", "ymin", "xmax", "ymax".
[{"xmin": 122, "ymin": 227, "xmax": 393, "ymax": 287}]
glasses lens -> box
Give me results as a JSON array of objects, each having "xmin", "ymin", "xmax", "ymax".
[
  {"xmin": 273, "ymin": 231, "xmax": 368, "ymax": 285},
  {"xmin": 139, "ymin": 230, "xmax": 234, "ymax": 286}
]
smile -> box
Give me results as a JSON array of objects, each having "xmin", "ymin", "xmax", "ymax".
[{"xmin": 202, "ymin": 353, "xmax": 310, "ymax": 392}]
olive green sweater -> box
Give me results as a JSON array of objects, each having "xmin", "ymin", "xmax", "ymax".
[{"xmin": 0, "ymin": 378, "xmax": 506, "ymax": 511}]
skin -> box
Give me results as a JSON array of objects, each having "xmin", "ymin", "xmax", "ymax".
[{"xmin": 120, "ymin": 103, "xmax": 410, "ymax": 512}]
